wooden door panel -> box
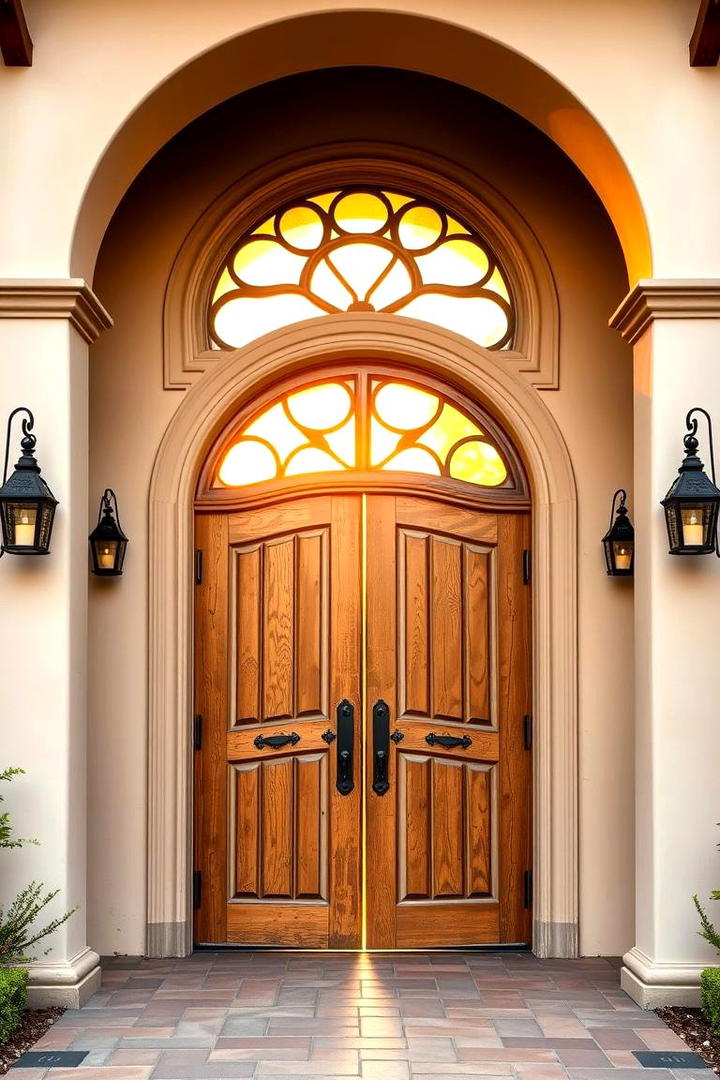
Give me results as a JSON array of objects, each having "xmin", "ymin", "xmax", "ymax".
[
  {"xmin": 232, "ymin": 527, "xmax": 328, "ymax": 726},
  {"xmin": 397, "ymin": 754, "xmax": 496, "ymax": 902},
  {"xmin": 398, "ymin": 528, "xmax": 494, "ymax": 727},
  {"xmin": 366, "ymin": 495, "xmax": 531, "ymax": 949},
  {"xmin": 194, "ymin": 495, "xmax": 361, "ymax": 948},
  {"xmin": 229, "ymin": 753, "xmax": 327, "ymax": 901}
]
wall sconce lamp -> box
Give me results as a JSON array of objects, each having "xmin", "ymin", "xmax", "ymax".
[
  {"xmin": 661, "ymin": 407, "xmax": 720, "ymax": 556},
  {"xmin": 0, "ymin": 407, "xmax": 58, "ymax": 556},
  {"xmin": 602, "ymin": 488, "xmax": 634, "ymax": 575},
  {"xmin": 89, "ymin": 489, "xmax": 128, "ymax": 576}
]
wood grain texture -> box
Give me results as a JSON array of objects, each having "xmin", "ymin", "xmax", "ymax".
[
  {"xmin": 296, "ymin": 532, "xmax": 324, "ymax": 716},
  {"xmin": 193, "ymin": 513, "xmax": 229, "ymax": 944},
  {"xmin": 465, "ymin": 545, "xmax": 491, "ymax": 724},
  {"xmin": 395, "ymin": 900, "xmax": 499, "ymax": 947},
  {"xmin": 295, "ymin": 754, "xmax": 326, "ymax": 899},
  {"xmin": 399, "ymin": 755, "xmax": 431, "ymax": 900},
  {"xmin": 260, "ymin": 757, "xmax": 293, "ymax": 897},
  {"xmin": 227, "ymin": 901, "xmax": 329, "ymax": 947},
  {"xmin": 431, "ymin": 536, "xmax": 463, "ymax": 721},
  {"xmin": 233, "ymin": 763, "xmax": 260, "ymax": 897},
  {"xmin": 402, "ymin": 532, "xmax": 429, "ymax": 716},
  {"xmin": 496, "ymin": 512, "xmax": 532, "ymax": 944},
  {"xmin": 263, "ymin": 538, "xmax": 294, "ymax": 721},
  {"xmin": 432, "ymin": 757, "xmax": 465, "ymax": 897},
  {"xmin": 235, "ymin": 545, "xmax": 261, "ymax": 724},
  {"xmin": 466, "ymin": 764, "xmax": 492, "ymax": 897}
]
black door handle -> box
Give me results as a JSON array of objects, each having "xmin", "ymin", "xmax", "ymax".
[
  {"xmin": 372, "ymin": 699, "xmax": 391, "ymax": 795},
  {"xmin": 253, "ymin": 732, "xmax": 300, "ymax": 750},
  {"xmin": 336, "ymin": 699, "xmax": 354, "ymax": 796},
  {"xmin": 425, "ymin": 732, "xmax": 472, "ymax": 749}
]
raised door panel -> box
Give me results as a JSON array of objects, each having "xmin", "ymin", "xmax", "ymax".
[
  {"xmin": 398, "ymin": 528, "xmax": 494, "ymax": 727},
  {"xmin": 233, "ymin": 528, "xmax": 328, "ymax": 726}
]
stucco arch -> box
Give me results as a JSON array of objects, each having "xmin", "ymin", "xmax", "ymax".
[
  {"xmin": 147, "ymin": 314, "xmax": 579, "ymax": 957},
  {"xmin": 72, "ymin": 9, "xmax": 650, "ymax": 285}
]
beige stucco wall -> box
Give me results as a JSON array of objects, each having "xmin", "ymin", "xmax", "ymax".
[{"xmin": 87, "ymin": 69, "xmax": 633, "ymax": 957}]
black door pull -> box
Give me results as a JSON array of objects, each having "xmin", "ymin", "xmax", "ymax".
[
  {"xmin": 372, "ymin": 699, "xmax": 391, "ymax": 795},
  {"xmin": 425, "ymin": 732, "xmax": 472, "ymax": 749},
  {"xmin": 253, "ymin": 732, "xmax": 300, "ymax": 750},
  {"xmin": 336, "ymin": 699, "xmax": 354, "ymax": 795}
]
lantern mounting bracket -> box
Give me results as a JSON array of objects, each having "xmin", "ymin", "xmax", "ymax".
[{"xmin": 685, "ymin": 406, "xmax": 720, "ymax": 558}]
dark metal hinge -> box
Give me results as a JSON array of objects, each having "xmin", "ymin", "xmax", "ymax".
[
  {"xmin": 522, "ymin": 548, "xmax": 531, "ymax": 585},
  {"xmin": 523, "ymin": 715, "xmax": 533, "ymax": 751},
  {"xmin": 193, "ymin": 870, "xmax": 202, "ymax": 909},
  {"xmin": 195, "ymin": 549, "xmax": 203, "ymax": 584},
  {"xmin": 524, "ymin": 869, "xmax": 533, "ymax": 909},
  {"xmin": 193, "ymin": 714, "xmax": 202, "ymax": 750}
]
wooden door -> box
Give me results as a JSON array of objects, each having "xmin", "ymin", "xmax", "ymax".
[
  {"xmin": 365, "ymin": 495, "xmax": 532, "ymax": 948},
  {"xmin": 193, "ymin": 495, "xmax": 362, "ymax": 948}
]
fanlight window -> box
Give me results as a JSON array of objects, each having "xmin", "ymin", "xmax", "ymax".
[
  {"xmin": 209, "ymin": 189, "xmax": 514, "ymax": 351},
  {"xmin": 215, "ymin": 378, "xmax": 511, "ymax": 490}
]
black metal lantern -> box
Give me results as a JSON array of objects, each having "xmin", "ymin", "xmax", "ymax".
[
  {"xmin": 661, "ymin": 407, "xmax": 720, "ymax": 556},
  {"xmin": 602, "ymin": 488, "xmax": 634, "ymax": 576},
  {"xmin": 0, "ymin": 407, "xmax": 58, "ymax": 556},
  {"xmin": 89, "ymin": 489, "xmax": 128, "ymax": 576}
]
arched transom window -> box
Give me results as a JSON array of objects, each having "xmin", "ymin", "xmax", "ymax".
[
  {"xmin": 210, "ymin": 373, "xmax": 522, "ymax": 493},
  {"xmin": 209, "ymin": 188, "xmax": 515, "ymax": 351}
]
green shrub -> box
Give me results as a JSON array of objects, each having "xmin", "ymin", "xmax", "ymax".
[
  {"xmin": 701, "ymin": 967, "xmax": 720, "ymax": 1036},
  {"xmin": 0, "ymin": 967, "xmax": 28, "ymax": 1045}
]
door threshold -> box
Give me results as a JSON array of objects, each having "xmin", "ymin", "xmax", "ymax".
[{"xmin": 194, "ymin": 943, "xmax": 532, "ymax": 953}]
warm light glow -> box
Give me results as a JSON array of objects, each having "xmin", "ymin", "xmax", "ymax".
[
  {"xmin": 681, "ymin": 507, "xmax": 705, "ymax": 547},
  {"xmin": 612, "ymin": 542, "xmax": 632, "ymax": 571},
  {"xmin": 209, "ymin": 187, "xmax": 514, "ymax": 350},
  {"xmin": 215, "ymin": 376, "xmax": 510, "ymax": 490},
  {"xmin": 98, "ymin": 542, "xmax": 118, "ymax": 570},
  {"xmin": 12, "ymin": 506, "xmax": 36, "ymax": 546}
]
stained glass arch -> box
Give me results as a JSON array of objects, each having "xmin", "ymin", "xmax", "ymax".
[
  {"xmin": 209, "ymin": 187, "xmax": 515, "ymax": 351},
  {"xmin": 203, "ymin": 368, "xmax": 526, "ymax": 498}
]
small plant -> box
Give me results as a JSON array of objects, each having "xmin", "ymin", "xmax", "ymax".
[
  {"xmin": 701, "ymin": 968, "xmax": 720, "ymax": 1037},
  {"xmin": 0, "ymin": 967, "xmax": 28, "ymax": 1044},
  {"xmin": 693, "ymin": 824, "xmax": 720, "ymax": 954},
  {"xmin": 0, "ymin": 768, "xmax": 76, "ymax": 968}
]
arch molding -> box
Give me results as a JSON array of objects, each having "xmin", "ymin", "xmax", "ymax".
[{"xmin": 146, "ymin": 314, "xmax": 578, "ymax": 957}]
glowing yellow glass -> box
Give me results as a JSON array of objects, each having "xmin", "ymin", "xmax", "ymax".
[
  {"xmin": 209, "ymin": 188, "xmax": 514, "ymax": 351},
  {"xmin": 286, "ymin": 383, "xmax": 352, "ymax": 430},
  {"xmin": 375, "ymin": 383, "xmax": 439, "ymax": 429},
  {"xmin": 215, "ymin": 377, "xmax": 508, "ymax": 489}
]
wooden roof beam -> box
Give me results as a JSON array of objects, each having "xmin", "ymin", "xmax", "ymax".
[
  {"xmin": 0, "ymin": 0, "xmax": 32, "ymax": 67},
  {"xmin": 691, "ymin": 0, "xmax": 720, "ymax": 66}
]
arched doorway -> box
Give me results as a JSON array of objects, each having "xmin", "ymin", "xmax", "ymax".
[{"xmin": 192, "ymin": 364, "xmax": 532, "ymax": 949}]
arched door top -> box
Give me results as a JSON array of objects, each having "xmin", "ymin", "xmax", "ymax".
[{"xmin": 196, "ymin": 364, "xmax": 528, "ymax": 507}]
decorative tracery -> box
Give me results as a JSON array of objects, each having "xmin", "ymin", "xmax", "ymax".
[
  {"xmin": 214, "ymin": 377, "xmax": 510, "ymax": 490},
  {"xmin": 209, "ymin": 189, "xmax": 515, "ymax": 351}
]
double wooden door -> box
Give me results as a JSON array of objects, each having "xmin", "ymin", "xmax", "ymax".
[{"xmin": 194, "ymin": 492, "xmax": 531, "ymax": 949}]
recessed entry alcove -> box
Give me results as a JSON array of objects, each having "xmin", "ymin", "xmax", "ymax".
[{"xmin": 87, "ymin": 66, "xmax": 633, "ymax": 961}]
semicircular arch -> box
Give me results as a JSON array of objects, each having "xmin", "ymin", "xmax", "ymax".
[{"xmin": 146, "ymin": 313, "xmax": 579, "ymax": 960}]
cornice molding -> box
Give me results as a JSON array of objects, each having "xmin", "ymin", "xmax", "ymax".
[
  {"xmin": 610, "ymin": 279, "xmax": 720, "ymax": 345},
  {"xmin": 0, "ymin": 279, "xmax": 113, "ymax": 343}
]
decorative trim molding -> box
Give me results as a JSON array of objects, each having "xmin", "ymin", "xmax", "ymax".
[
  {"xmin": 146, "ymin": 314, "xmax": 578, "ymax": 958},
  {"xmin": 0, "ymin": 278, "xmax": 113, "ymax": 343},
  {"xmin": 27, "ymin": 946, "xmax": 101, "ymax": 1008},
  {"xmin": 162, "ymin": 145, "xmax": 560, "ymax": 391},
  {"xmin": 610, "ymin": 279, "xmax": 720, "ymax": 345},
  {"xmin": 621, "ymin": 946, "xmax": 705, "ymax": 1008}
]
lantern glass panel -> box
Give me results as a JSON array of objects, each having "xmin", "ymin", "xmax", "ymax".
[
  {"xmin": 681, "ymin": 504, "xmax": 710, "ymax": 547},
  {"xmin": 612, "ymin": 540, "xmax": 633, "ymax": 572},
  {"xmin": 94, "ymin": 539, "xmax": 118, "ymax": 571},
  {"xmin": 9, "ymin": 503, "xmax": 37, "ymax": 547}
]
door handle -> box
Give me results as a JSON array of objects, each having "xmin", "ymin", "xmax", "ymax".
[
  {"xmin": 425, "ymin": 732, "xmax": 472, "ymax": 749},
  {"xmin": 372, "ymin": 699, "xmax": 391, "ymax": 796},
  {"xmin": 336, "ymin": 699, "xmax": 354, "ymax": 796},
  {"xmin": 253, "ymin": 732, "xmax": 300, "ymax": 750}
]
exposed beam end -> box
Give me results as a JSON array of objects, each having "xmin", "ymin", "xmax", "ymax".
[
  {"xmin": 690, "ymin": 0, "xmax": 720, "ymax": 66},
  {"xmin": 0, "ymin": 0, "xmax": 32, "ymax": 67}
]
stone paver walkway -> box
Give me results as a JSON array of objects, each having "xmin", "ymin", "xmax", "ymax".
[{"xmin": 22, "ymin": 952, "xmax": 713, "ymax": 1080}]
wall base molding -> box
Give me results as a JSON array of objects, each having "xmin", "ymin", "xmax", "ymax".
[
  {"xmin": 0, "ymin": 278, "xmax": 112, "ymax": 343},
  {"xmin": 147, "ymin": 921, "xmax": 191, "ymax": 958},
  {"xmin": 28, "ymin": 946, "xmax": 101, "ymax": 1008},
  {"xmin": 621, "ymin": 946, "xmax": 705, "ymax": 1008},
  {"xmin": 534, "ymin": 920, "xmax": 578, "ymax": 959}
]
